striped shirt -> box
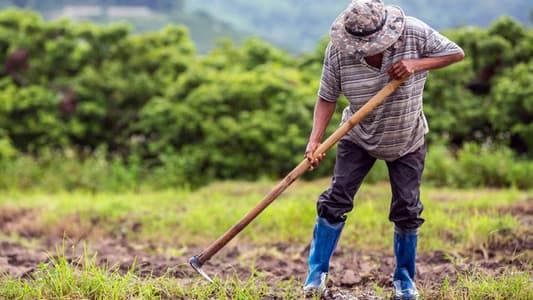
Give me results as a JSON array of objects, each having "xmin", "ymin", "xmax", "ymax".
[{"xmin": 319, "ymin": 16, "xmax": 464, "ymax": 161}]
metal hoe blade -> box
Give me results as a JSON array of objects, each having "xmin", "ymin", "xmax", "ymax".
[{"xmin": 189, "ymin": 256, "xmax": 214, "ymax": 283}]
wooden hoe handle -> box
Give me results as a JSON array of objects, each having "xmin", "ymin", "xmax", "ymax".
[{"xmin": 189, "ymin": 78, "xmax": 406, "ymax": 281}]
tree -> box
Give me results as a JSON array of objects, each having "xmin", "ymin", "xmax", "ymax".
[{"xmin": 490, "ymin": 63, "xmax": 533, "ymax": 154}]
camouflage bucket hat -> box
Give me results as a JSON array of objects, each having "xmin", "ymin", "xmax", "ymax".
[{"xmin": 330, "ymin": 0, "xmax": 405, "ymax": 57}]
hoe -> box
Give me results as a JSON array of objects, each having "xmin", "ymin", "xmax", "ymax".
[{"xmin": 189, "ymin": 78, "xmax": 406, "ymax": 282}]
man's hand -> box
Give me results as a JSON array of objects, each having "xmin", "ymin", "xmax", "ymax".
[
  {"xmin": 388, "ymin": 59, "xmax": 418, "ymax": 80},
  {"xmin": 388, "ymin": 53, "xmax": 465, "ymax": 80},
  {"xmin": 305, "ymin": 141, "xmax": 326, "ymax": 171}
]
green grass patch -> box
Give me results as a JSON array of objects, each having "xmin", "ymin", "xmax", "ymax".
[
  {"xmin": 0, "ymin": 181, "xmax": 530, "ymax": 252},
  {"xmin": 1, "ymin": 250, "xmax": 531, "ymax": 299},
  {"xmin": 0, "ymin": 249, "xmax": 301, "ymax": 300},
  {"xmin": 0, "ymin": 251, "xmax": 178, "ymax": 299},
  {"xmin": 438, "ymin": 270, "xmax": 533, "ymax": 300},
  {"xmin": 0, "ymin": 181, "xmax": 531, "ymax": 299}
]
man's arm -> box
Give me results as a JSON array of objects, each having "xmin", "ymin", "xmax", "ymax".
[
  {"xmin": 305, "ymin": 97, "xmax": 337, "ymax": 168},
  {"xmin": 388, "ymin": 52, "xmax": 465, "ymax": 80}
]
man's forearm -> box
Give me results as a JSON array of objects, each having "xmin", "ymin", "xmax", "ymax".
[
  {"xmin": 389, "ymin": 52, "xmax": 465, "ymax": 79},
  {"xmin": 415, "ymin": 52, "xmax": 465, "ymax": 72},
  {"xmin": 309, "ymin": 97, "xmax": 337, "ymax": 143}
]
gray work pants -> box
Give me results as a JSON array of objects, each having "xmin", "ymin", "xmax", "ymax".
[{"xmin": 317, "ymin": 139, "xmax": 426, "ymax": 231}]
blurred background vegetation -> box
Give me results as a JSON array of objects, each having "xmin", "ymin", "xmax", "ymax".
[
  {"xmin": 0, "ymin": 1, "xmax": 532, "ymax": 192},
  {"xmin": 1, "ymin": 0, "xmax": 532, "ymax": 53}
]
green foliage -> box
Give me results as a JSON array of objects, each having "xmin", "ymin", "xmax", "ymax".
[
  {"xmin": 424, "ymin": 18, "xmax": 533, "ymax": 154},
  {"xmin": 0, "ymin": 81, "xmax": 65, "ymax": 151},
  {"xmin": 2, "ymin": 141, "xmax": 531, "ymax": 192},
  {"xmin": 0, "ymin": 128, "xmax": 16, "ymax": 158},
  {"xmin": 423, "ymin": 61, "xmax": 486, "ymax": 145},
  {"xmin": 133, "ymin": 38, "xmax": 318, "ymax": 185},
  {"xmin": 490, "ymin": 62, "xmax": 533, "ymax": 153},
  {"xmin": 0, "ymin": 10, "xmax": 531, "ymax": 190},
  {"xmin": 0, "ymin": 148, "xmax": 144, "ymax": 192},
  {"xmin": 424, "ymin": 142, "xmax": 533, "ymax": 189},
  {"xmin": 488, "ymin": 16, "xmax": 527, "ymax": 47},
  {"xmin": 0, "ymin": 10, "xmax": 195, "ymax": 154}
]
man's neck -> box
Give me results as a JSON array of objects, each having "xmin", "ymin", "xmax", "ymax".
[{"xmin": 364, "ymin": 53, "xmax": 383, "ymax": 69}]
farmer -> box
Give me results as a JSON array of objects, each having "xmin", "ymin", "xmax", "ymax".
[{"xmin": 303, "ymin": 0, "xmax": 464, "ymax": 299}]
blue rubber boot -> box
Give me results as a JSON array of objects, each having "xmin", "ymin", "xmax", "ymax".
[
  {"xmin": 303, "ymin": 217, "xmax": 344, "ymax": 295},
  {"xmin": 393, "ymin": 230, "xmax": 419, "ymax": 300}
]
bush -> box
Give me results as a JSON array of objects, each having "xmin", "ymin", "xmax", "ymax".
[
  {"xmin": 0, "ymin": 148, "xmax": 145, "ymax": 192},
  {"xmin": 0, "ymin": 10, "xmax": 531, "ymax": 191},
  {"xmin": 423, "ymin": 142, "xmax": 459, "ymax": 188},
  {"xmin": 0, "ymin": 129, "xmax": 16, "ymax": 159},
  {"xmin": 455, "ymin": 143, "xmax": 515, "ymax": 188},
  {"xmin": 424, "ymin": 142, "xmax": 533, "ymax": 189},
  {"xmin": 0, "ymin": 142, "xmax": 531, "ymax": 192}
]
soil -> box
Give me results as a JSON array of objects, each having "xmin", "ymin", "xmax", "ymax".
[{"xmin": 1, "ymin": 200, "xmax": 532, "ymax": 299}]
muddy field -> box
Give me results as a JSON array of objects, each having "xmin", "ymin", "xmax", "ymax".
[{"xmin": 1, "ymin": 201, "xmax": 533, "ymax": 299}]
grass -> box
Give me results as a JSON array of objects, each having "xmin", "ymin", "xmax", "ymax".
[
  {"xmin": 438, "ymin": 270, "xmax": 533, "ymax": 300},
  {"xmin": 1, "ymin": 252, "xmax": 531, "ymax": 299},
  {"xmin": 0, "ymin": 250, "xmax": 174, "ymax": 299},
  {"xmin": 0, "ymin": 180, "xmax": 531, "ymax": 299},
  {"xmin": 0, "ymin": 180, "xmax": 527, "ymax": 251},
  {"xmin": 0, "ymin": 247, "xmax": 302, "ymax": 299}
]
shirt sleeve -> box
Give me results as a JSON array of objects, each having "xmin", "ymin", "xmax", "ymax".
[
  {"xmin": 418, "ymin": 20, "xmax": 464, "ymax": 57},
  {"xmin": 318, "ymin": 42, "xmax": 342, "ymax": 102}
]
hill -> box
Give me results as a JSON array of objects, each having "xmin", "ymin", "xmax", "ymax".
[
  {"xmin": 187, "ymin": 0, "xmax": 533, "ymax": 52},
  {"xmin": 0, "ymin": 0, "xmax": 247, "ymax": 53}
]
